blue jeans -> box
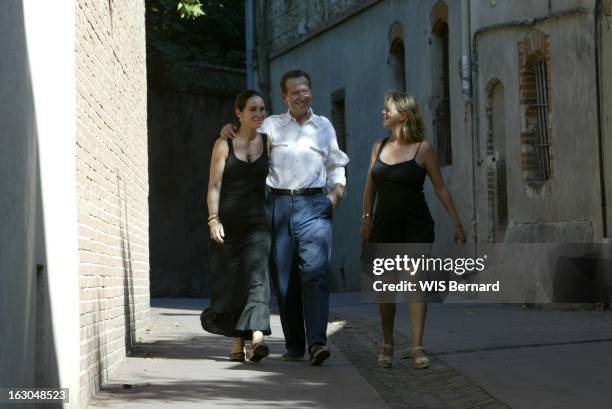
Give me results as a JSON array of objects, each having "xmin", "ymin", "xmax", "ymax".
[{"xmin": 268, "ymin": 193, "xmax": 332, "ymax": 355}]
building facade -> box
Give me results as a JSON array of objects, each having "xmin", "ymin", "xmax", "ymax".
[{"xmin": 255, "ymin": 0, "xmax": 612, "ymax": 294}]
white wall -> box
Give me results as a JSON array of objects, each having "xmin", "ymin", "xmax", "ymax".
[{"xmin": 0, "ymin": 0, "xmax": 80, "ymax": 407}]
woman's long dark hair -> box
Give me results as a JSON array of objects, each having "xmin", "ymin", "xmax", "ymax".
[{"xmin": 234, "ymin": 89, "xmax": 263, "ymax": 112}]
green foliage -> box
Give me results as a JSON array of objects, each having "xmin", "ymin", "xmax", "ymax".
[
  {"xmin": 177, "ymin": 0, "xmax": 205, "ymax": 19},
  {"xmin": 146, "ymin": 0, "xmax": 245, "ymax": 68}
]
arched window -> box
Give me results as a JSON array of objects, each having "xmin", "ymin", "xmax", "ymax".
[
  {"xmin": 388, "ymin": 21, "xmax": 406, "ymax": 91},
  {"xmin": 519, "ymin": 30, "xmax": 552, "ymax": 184},
  {"xmin": 431, "ymin": 1, "xmax": 452, "ymax": 166}
]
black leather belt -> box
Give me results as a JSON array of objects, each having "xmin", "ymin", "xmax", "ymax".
[{"xmin": 267, "ymin": 187, "xmax": 325, "ymax": 196}]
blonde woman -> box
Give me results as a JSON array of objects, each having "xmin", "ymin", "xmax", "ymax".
[{"xmin": 361, "ymin": 91, "xmax": 466, "ymax": 369}]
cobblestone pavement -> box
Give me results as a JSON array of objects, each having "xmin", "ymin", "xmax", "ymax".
[{"xmin": 329, "ymin": 314, "xmax": 511, "ymax": 409}]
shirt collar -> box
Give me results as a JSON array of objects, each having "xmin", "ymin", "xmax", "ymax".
[{"xmin": 282, "ymin": 108, "xmax": 321, "ymax": 128}]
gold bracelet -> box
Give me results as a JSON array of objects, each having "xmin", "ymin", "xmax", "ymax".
[
  {"xmin": 208, "ymin": 217, "xmax": 219, "ymax": 226},
  {"xmin": 208, "ymin": 214, "xmax": 218, "ymax": 221}
]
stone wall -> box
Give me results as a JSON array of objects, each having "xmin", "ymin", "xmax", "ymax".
[
  {"xmin": 75, "ymin": 0, "xmax": 149, "ymax": 404},
  {"xmin": 472, "ymin": 2, "xmax": 602, "ymax": 243}
]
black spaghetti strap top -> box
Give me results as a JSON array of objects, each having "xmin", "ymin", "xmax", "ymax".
[
  {"xmin": 370, "ymin": 137, "xmax": 435, "ymax": 243},
  {"xmin": 218, "ymin": 133, "xmax": 269, "ymax": 229}
]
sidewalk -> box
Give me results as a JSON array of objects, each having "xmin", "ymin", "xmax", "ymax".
[
  {"xmin": 88, "ymin": 297, "xmax": 387, "ymax": 409},
  {"xmin": 88, "ymin": 294, "xmax": 612, "ymax": 409}
]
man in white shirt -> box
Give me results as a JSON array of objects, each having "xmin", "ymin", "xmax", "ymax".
[{"xmin": 221, "ymin": 70, "xmax": 349, "ymax": 365}]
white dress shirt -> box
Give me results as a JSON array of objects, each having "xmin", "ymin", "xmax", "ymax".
[{"xmin": 260, "ymin": 109, "xmax": 350, "ymax": 190}]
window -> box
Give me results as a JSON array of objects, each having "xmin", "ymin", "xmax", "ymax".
[
  {"xmin": 331, "ymin": 89, "xmax": 347, "ymax": 152},
  {"xmin": 519, "ymin": 30, "xmax": 552, "ymax": 183},
  {"xmin": 388, "ymin": 21, "xmax": 406, "ymax": 91},
  {"xmin": 431, "ymin": 1, "xmax": 452, "ymax": 166},
  {"xmin": 486, "ymin": 80, "xmax": 508, "ymax": 241}
]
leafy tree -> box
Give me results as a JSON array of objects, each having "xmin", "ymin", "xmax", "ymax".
[
  {"xmin": 146, "ymin": 0, "xmax": 245, "ymax": 68},
  {"xmin": 177, "ymin": 0, "xmax": 205, "ymax": 19}
]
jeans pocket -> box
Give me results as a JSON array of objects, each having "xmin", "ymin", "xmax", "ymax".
[{"xmin": 321, "ymin": 196, "xmax": 333, "ymax": 217}]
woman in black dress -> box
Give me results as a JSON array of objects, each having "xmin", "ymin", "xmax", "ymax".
[
  {"xmin": 201, "ymin": 90, "xmax": 271, "ymax": 363},
  {"xmin": 361, "ymin": 91, "xmax": 466, "ymax": 369}
]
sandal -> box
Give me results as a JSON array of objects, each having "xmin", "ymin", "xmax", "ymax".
[
  {"xmin": 249, "ymin": 342, "xmax": 269, "ymax": 363},
  {"xmin": 377, "ymin": 343, "xmax": 394, "ymax": 368},
  {"xmin": 411, "ymin": 346, "xmax": 430, "ymax": 369},
  {"xmin": 229, "ymin": 349, "xmax": 246, "ymax": 362}
]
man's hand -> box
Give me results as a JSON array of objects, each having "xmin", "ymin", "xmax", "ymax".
[
  {"xmin": 326, "ymin": 184, "xmax": 344, "ymax": 209},
  {"xmin": 220, "ymin": 123, "xmax": 238, "ymax": 140}
]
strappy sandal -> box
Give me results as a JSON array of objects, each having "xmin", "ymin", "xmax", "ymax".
[
  {"xmin": 411, "ymin": 346, "xmax": 430, "ymax": 369},
  {"xmin": 249, "ymin": 342, "xmax": 269, "ymax": 363},
  {"xmin": 229, "ymin": 348, "xmax": 246, "ymax": 362},
  {"xmin": 377, "ymin": 343, "xmax": 394, "ymax": 368}
]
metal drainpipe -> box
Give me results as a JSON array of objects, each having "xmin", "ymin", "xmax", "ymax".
[
  {"xmin": 255, "ymin": 0, "xmax": 272, "ymax": 108},
  {"xmin": 245, "ymin": 0, "xmax": 255, "ymax": 88},
  {"xmin": 594, "ymin": 0, "xmax": 608, "ymax": 238}
]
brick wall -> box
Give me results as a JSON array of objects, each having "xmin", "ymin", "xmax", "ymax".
[
  {"xmin": 267, "ymin": 0, "xmax": 379, "ymax": 52},
  {"xmin": 75, "ymin": 0, "xmax": 149, "ymax": 404}
]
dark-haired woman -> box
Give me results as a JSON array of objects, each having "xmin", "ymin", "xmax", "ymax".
[
  {"xmin": 361, "ymin": 92, "xmax": 466, "ymax": 369},
  {"xmin": 200, "ymin": 90, "xmax": 271, "ymax": 363}
]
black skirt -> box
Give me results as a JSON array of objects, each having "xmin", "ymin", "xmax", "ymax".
[{"xmin": 201, "ymin": 222, "xmax": 271, "ymax": 338}]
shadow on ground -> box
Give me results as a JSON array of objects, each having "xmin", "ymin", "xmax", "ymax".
[{"xmin": 91, "ymin": 304, "xmax": 380, "ymax": 409}]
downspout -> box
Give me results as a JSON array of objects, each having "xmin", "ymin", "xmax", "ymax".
[
  {"xmin": 594, "ymin": 0, "xmax": 608, "ymax": 238},
  {"xmin": 255, "ymin": 0, "xmax": 272, "ymax": 109},
  {"xmin": 245, "ymin": 0, "xmax": 255, "ymax": 88}
]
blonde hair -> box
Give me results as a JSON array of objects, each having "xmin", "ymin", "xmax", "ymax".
[{"xmin": 384, "ymin": 91, "xmax": 426, "ymax": 143}]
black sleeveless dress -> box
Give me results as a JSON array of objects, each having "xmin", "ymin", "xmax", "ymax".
[
  {"xmin": 370, "ymin": 138, "xmax": 435, "ymax": 243},
  {"xmin": 200, "ymin": 134, "xmax": 272, "ymax": 338}
]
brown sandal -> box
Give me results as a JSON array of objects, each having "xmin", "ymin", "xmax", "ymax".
[{"xmin": 229, "ymin": 348, "xmax": 246, "ymax": 362}]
